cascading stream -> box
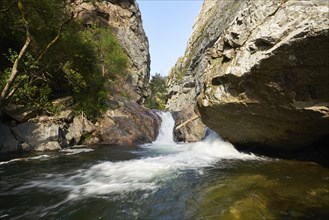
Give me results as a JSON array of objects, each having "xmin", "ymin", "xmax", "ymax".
[
  {"xmin": 16, "ymin": 112, "xmax": 258, "ymax": 199},
  {"xmin": 2, "ymin": 112, "xmax": 328, "ymax": 220}
]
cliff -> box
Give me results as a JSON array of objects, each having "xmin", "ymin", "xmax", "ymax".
[
  {"xmin": 167, "ymin": 0, "xmax": 329, "ymax": 151},
  {"xmin": 75, "ymin": 0, "xmax": 151, "ymax": 103},
  {"xmin": 0, "ymin": 0, "xmax": 157, "ymax": 154}
]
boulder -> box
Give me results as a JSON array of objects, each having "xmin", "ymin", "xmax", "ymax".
[
  {"xmin": 35, "ymin": 141, "xmax": 61, "ymax": 152},
  {"xmin": 173, "ymin": 106, "xmax": 206, "ymax": 142},
  {"xmin": 12, "ymin": 122, "xmax": 60, "ymax": 148},
  {"xmin": 51, "ymin": 96, "xmax": 74, "ymax": 111},
  {"xmin": 65, "ymin": 115, "xmax": 95, "ymax": 145},
  {"xmin": 196, "ymin": 0, "xmax": 329, "ymax": 149},
  {"xmin": 3, "ymin": 104, "xmax": 38, "ymax": 123},
  {"xmin": 96, "ymin": 102, "xmax": 161, "ymax": 145}
]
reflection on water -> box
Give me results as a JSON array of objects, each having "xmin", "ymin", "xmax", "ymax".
[{"xmin": 187, "ymin": 160, "xmax": 329, "ymax": 219}]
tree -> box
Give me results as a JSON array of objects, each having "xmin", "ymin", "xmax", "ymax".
[
  {"xmin": 0, "ymin": 0, "xmax": 74, "ymax": 110},
  {"xmin": 145, "ymin": 73, "xmax": 168, "ymax": 110},
  {"xmin": 0, "ymin": 0, "xmax": 129, "ymax": 119}
]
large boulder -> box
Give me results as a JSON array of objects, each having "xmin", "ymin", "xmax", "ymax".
[
  {"xmin": 12, "ymin": 121, "xmax": 61, "ymax": 150},
  {"xmin": 95, "ymin": 102, "xmax": 161, "ymax": 145},
  {"xmin": 167, "ymin": 0, "xmax": 329, "ymax": 151},
  {"xmin": 196, "ymin": 0, "xmax": 329, "ymax": 149}
]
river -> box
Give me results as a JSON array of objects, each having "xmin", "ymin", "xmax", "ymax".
[{"xmin": 0, "ymin": 112, "xmax": 329, "ymax": 219}]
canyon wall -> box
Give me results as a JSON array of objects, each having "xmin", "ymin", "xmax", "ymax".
[
  {"xmin": 167, "ymin": 0, "xmax": 329, "ymax": 150},
  {"xmin": 75, "ymin": 0, "xmax": 151, "ymax": 103}
]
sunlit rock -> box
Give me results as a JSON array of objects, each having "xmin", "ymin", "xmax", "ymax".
[{"xmin": 167, "ymin": 0, "xmax": 329, "ymax": 150}]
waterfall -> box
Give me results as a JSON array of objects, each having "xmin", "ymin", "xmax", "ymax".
[{"xmin": 153, "ymin": 111, "xmax": 175, "ymax": 144}]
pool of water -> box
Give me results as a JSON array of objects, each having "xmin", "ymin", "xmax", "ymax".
[
  {"xmin": 1, "ymin": 112, "xmax": 328, "ymax": 219},
  {"xmin": 0, "ymin": 140, "xmax": 328, "ymax": 220}
]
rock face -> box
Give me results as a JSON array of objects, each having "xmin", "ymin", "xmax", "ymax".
[
  {"xmin": 167, "ymin": 0, "xmax": 329, "ymax": 150},
  {"xmin": 75, "ymin": 0, "xmax": 150, "ymax": 103}
]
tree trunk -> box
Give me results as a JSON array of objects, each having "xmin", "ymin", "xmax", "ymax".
[{"xmin": 0, "ymin": 0, "xmax": 31, "ymax": 109}]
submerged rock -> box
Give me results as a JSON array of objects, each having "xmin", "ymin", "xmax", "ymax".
[{"xmin": 167, "ymin": 0, "xmax": 329, "ymax": 151}]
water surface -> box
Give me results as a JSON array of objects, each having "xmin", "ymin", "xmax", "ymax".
[{"xmin": 0, "ymin": 112, "xmax": 328, "ymax": 219}]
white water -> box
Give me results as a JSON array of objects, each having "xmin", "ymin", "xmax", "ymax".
[
  {"xmin": 153, "ymin": 111, "xmax": 175, "ymax": 144},
  {"xmin": 18, "ymin": 112, "xmax": 260, "ymax": 198},
  {"xmin": 0, "ymin": 148, "xmax": 94, "ymax": 166}
]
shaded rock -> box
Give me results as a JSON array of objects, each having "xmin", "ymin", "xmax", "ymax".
[
  {"xmin": 0, "ymin": 123, "xmax": 19, "ymax": 153},
  {"xmin": 173, "ymin": 106, "xmax": 206, "ymax": 142},
  {"xmin": 3, "ymin": 104, "xmax": 38, "ymax": 123},
  {"xmin": 12, "ymin": 122, "xmax": 60, "ymax": 148}
]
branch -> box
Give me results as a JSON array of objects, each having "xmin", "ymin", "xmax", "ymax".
[
  {"xmin": 36, "ymin": 12, "xmax": 74, "ymax": 62},
  {"xmin": 0, "ymin": 0, "xmax": 17, "ymax": 12},
  {"xmin": 6, "ymin": 78, "xmax": 23, "ymax": 100},
  {"xmin": 175, "ymin": 115, "xmax": 199, "ymax": 131},
  {"xmin": 0, "ymin": 0, "xmax": 31, "ymax": 105}
]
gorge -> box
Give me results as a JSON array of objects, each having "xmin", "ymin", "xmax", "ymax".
[{"xmin": 0, "ymin": 0, "xmax": 329, "ymax": 218}]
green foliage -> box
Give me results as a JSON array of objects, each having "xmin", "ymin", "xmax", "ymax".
[
  {"xmin": 81, "ymin": 27, "xmax": 128, "ymax": 79},
  {"xmin": 145, "ymin": 73, "xmax": 168, "ymax": 110},
  {"xmin": 0, "ymin": 0, "xmax": 129, "ymax": 119},
  {"xmin": 62, "ymin": 61, "xmax": 87, "ymax": 93}
]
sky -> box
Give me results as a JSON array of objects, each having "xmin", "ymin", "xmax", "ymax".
[{"xmin": 136, "ymin": 0, "xmax": 203, "ymax": 76}]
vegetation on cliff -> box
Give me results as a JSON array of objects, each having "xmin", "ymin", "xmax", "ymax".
[
  {"xmin": 0, "ymin": 0, "xmax": 128, "ymax": 119},
  {"xmin": 145, "ymin": 73, "xmax": 167, "ymax": 110}
]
